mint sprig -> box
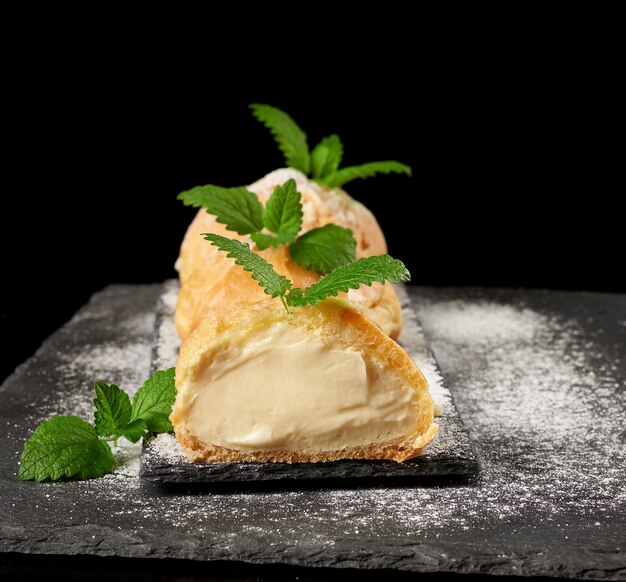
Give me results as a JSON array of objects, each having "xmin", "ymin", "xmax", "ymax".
[
  {"xmin": 19, "ymin": 368, "xmax": 176, "ymax": 483},
  {"xmin": 287, "ymin": 255, "xmax": 410, "ymax": 307},
  {"xmin": 180, "ymin": 178, "xmax": 356, "ymax": 274},
  {"xmin": 204, "ymin": 234, "xmax": 409, "ymax": 313},
  {"xmin": 249, "ymin": 104, "xmax": 310, "ymax": 175},
  {"xmin": 93, "ymin": 382, "xmax": 146, "ymax": 444},
  {"xmin": 250, "ymin": 104, "xmax": 411, "ymax": 187}
]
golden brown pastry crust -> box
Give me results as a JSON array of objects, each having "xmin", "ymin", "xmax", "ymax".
[
  {"xmin": 174, "ymin": 426, "xmax": 438, "ymax": 463},
  {"xmin": 171, "ymin": 298, "xmax": 438, "ymax": 463},
  {"xmin": 174, "ymin": 168, "xmax": 402, "ymax": 340}
]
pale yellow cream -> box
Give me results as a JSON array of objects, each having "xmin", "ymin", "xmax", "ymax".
[{"xmin": 186, "ymin": 321, "xmax": 420, "ymax": 452}]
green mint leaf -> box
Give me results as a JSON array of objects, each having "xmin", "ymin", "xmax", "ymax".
[
  {"xmin": 289, "ymin": 224, "xmax": 356, "ymax": 274},
  {"xmin": 251, "ymin": 232, "xmax": 293, "ymax": 251},
  {"xmin": 137, "ymin": 413, "xmax": 171, "ymax": 435},
  {"xmin": 249, "ymin": 104, "xmax": 310, "ymax": 174},
  {"xmin": 311, "ymin": 134, "xmax": 343, "ymax": 180},
  {"xmin": 94, "ymin": 383, "xmax": 150, "ymax": 443},
  {"xmin": 93, "ymin": 382, "xmax": 132, "ymax": 437},
  {"xmin": 18, "ymin": 416, "xmax": 114, "ymax": 482},
  {"xmin": 287, "ymin": 255, "xmax": 410, "ymax": 307},
  {"xmin": 262, "ymin": 179, "xmax": 302, "ymax": 241},
  {"xmin": 114, "ymin": 419, "xmax": 148, "ymax": 444},
  {"xmin": 322, "ymin": 161, "xmax": 412, "ymax": 189},
  {"xmin": 204, "ymin": 234, "xmax": 292, "ymax": 298},
  {"xmin": 177, "ymin": 185, "xmax": 264, "ymax": 235},
  {"xmin": 131, "ymin": 368, "xmax": 177, "ymax": 433}
]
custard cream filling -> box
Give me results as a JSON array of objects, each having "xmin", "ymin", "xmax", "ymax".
[{"xmin": 186, "ymin": 321, "xmax": 420, "ymax": 452}]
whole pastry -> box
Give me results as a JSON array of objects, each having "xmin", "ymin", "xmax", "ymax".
[{"xmin": 175, "ymin": 168, "xmax": 403, "ymax": 339}]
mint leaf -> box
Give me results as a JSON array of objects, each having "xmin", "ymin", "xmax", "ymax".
[
  {"xmin": 322, "ymin": 161, "xmax": 412, "ymax": 189},
  {"xmin": 93, "ymin": 382, "xmax": 132, "ymax": 437},
  {"xmin": 250, "ymin": 104, "xmax": 310, "ymax": 174},
  {"xmin": 287, "ymin": 255, "xmax": 410, "ymax": 307},
  {"xmin": 262, "ymin": 179, "xmax": 302, "ymax": 241},
  {"xmin": 289, "ymin": 224, "xmax": 356, "ymax": 274},
  {"xmin": 18, "ymin": 416, "xmax": 114, "ymax": 482},
  {"xmin": 113, "ymin": 418, "xmax": 148, "ymax": 444},
  {"xmin": 131, "ymin": 368, "xmax": 177, "ymax": 433},
  {"xmin": 177, "ymin": 185, "xmax": 264, "ymax": 235},
  {"xmin": 251, "ymin": 232, "xmax": 293, "ymax": 251},
  {"xmin": 138, "ymin": 413, "xmax": 171, "ymax": 434},
  {"xmin": 311, "ymin": 134, "xmax": 343, "ymax": 180},
  {"xmin": 93, "ymin": 382, "xmax": 149, "ymax": 443},
  {"xmin": 204, "ymin": 234, "xmax": 292, "ymax": 299}
]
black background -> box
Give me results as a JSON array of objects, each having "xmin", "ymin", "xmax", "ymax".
[{"xmin": 1, "ymin": 26, "xmax": 623, "ymax": 385}]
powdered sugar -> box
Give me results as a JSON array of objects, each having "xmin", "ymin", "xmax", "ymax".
[
  {"xmin": 8, "ymin": 284, "xmax": 623, "ymax": 576},
  {"xmin": 421, "ymin": 301, "xmax": 540, "ymax": 346},
  {"xmin": 397, "ymin": 285, "xmax": 446, "ymax": 415},
  {"xmin": 151, "ymin": 279, "xmax": 180, "ymax": 373},
  {"xmin": 415, "ymin": 296, "xmax": 625, "ymax": 513},
  {"xmin": 149, "ymin": 433, "xmax": 186, "ymax": 465},
  {"xmin": 55, "ymin": 288, "xmax": 626, "ymax": 522}
]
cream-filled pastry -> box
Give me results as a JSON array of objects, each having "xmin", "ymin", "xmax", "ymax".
[
  {"xmin": 174, "ymin": 168, "xmax": 402, "ymax": 340},
  {"xmin": 171, "ymin": 298, "xmax": 438, "ymax": 463}
]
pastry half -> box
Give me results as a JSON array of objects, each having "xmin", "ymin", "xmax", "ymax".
[
  {"xmin": 171, "ymin": 298, "xmax": 438, "ymax": 463},
  {"xmin": 173, "ymin": 168, "xmax": 403, "ymax": 340}
]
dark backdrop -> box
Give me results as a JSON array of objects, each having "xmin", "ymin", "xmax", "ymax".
[{"xmin": 2, "ymin": 49, "xmax": 622, "ymax": 383}]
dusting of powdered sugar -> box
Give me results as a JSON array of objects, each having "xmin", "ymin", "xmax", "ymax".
[
  {"xmin": 397, "ymin": 285, "xmax": 446, "ymax": 415},
  {"xmin": 19, "ymin": 284, "xmax": 624, "ymax": 568},
  {"xmin": 413, "ymin": 297, "xmax": 625, "ymax": 514},
  {"xmin": 149, "ymin": 433, "xmax": 186, "ymax": 464},
  {"xmin": 151, "ymin": 279, "xmax": 181, "ymax": 372},
  {"xmin": 36, "ymin": 342, "xmax": 151, "ymax": 425},
  {"xmin": 419, "ymin": 301, "xmax": 539, "ymax": 346},
  {"xmin": 127, "ymin": 289, "xmax": 624, "ymax": 539}
]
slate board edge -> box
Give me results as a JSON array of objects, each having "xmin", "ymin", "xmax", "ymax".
[{"xmin": 3, "ymin": 522, "xmax": 624, "ymax": 580}]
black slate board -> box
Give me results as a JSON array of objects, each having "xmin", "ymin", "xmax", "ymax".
[
  {"xmin": 141, "ymin": 283, "xmax": 479, "ymax": 483},
  {"xmin": 1, "ymin": 284, "xmax": 625, "ymax": 580}
]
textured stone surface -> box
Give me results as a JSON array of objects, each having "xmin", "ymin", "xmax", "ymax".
[
  {"xmin": 1, "ymin": 284, "xmax": 625, "ymax": 580},
  {"xmin": 141, "ymin": 283, "xmax": 479, "ymax": 483}
]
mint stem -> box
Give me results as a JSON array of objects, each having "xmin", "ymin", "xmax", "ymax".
[{"xmin": 279, "ymin": 294, "xmax": 290, "ymax": 314}]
